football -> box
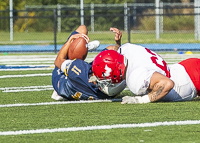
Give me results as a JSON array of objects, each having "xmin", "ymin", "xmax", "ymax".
[{"xmin": 68, "ymin": 37, "xmax": 88, "ymax": 60}]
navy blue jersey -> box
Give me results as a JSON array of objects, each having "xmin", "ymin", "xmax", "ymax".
[
  {"xmin": 52, "ymin": 30, "xmax": 112, "ymax": 100},
  {"xmin": 52, "ymin": 59, "xmax": 114, "ymax": 100}
]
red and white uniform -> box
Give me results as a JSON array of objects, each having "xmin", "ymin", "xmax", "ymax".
[
  {"xmin": 118, "ymin": 43, "xmax": 198, "ymax": 101},
  {"xmin": 179, "ymin": 58, "xmax": 200, "ymax": 95}
]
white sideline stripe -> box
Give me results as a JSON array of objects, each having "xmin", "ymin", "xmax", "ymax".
[
  {"xmin": 0, "ymin": 73, "xmax": 52, "ymax": 78},
  {"xmin": 0, "ymin": 61, "xmax": 53, "ymax": 64},
  {"xmin": 0, "ymin": 85, "xmax": 53, "ymax": 92},
  {"xmin": 0, "ymin": 58, "xmax": 55, "ymax": 62},
  {"xmin": 0, "ymin": 100, "xmax": 121, "ymax": 108},
  {"xmin": 0, "ymin": 120, "xmax": 200, "ymax": 136},
  {"xmin": 0, "ymin": 68, "xmax": 53, "ymax": 71},
  {"xmin": 3, "ymin": 88, "xmax": 53, "ymax": 92},
  {"xmin": 6, "ymin": 64, "xmax": 52, "ymax": 66},
  {"xmin": 0, "ymin": 83, "xmax": 128, "ymax": 92},
  {"xmin": 0, "ymin": 85, "xmax": 52, "ymax": 90}
]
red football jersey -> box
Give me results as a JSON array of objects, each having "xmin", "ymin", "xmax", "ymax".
[{"xmin": 179, "ymin": 58, "xmax": 200, "ymax": 95}]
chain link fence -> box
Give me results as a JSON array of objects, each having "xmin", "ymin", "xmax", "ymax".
[{"xmin": 0, "ymin": 2, "xmax": 200, "ymax": 52}]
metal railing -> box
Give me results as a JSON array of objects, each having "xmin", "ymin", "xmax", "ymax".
[{"xmin": 0, "ymin": 2, "xmax": 200, "ymax": 52}]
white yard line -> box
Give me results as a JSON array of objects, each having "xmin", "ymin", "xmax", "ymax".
[
  {"xmin": 0, "ymin": 85, "xmax": 53, "ymax": 92},
  {"xmin": 0, "ymin": 73, "xmax": 52, "ymax": 78},
  {"xmin": 3, "ymin": 88, "xmax": 53, "ymax": 92},
  {"xmin": 0, "ymin": 120, "xmax": 200, "ymax": 136},
  {"xmin": 0, "ymin": 68, "xmax": 53, "ymax": 71},
  {"xmin": 0, "ymin": 55, "xmax": 57, "ymax": 59},
  {"xmin": 0, "ymin": 85, "xmax": 128, "ymax": 93},
  {"xmin": 0, "ymin": 61, "xmax": 53, "ymax": 64},
  {"xmin": 0, "ymin": 55, "xmax": 55, "ymax": 71},
  {"xmin": 5, "ymin": 64, "xmax": 53, "ymax": 66},
  {"xmin": 0, "ymin": 58, "xmax": 55, "ymax": 62},
  {"xmin": 0, "ymin": 99, "xmax": 122, "ymax": 108},
  {"xmin": 0, "ymin": 85, "xmax": 53, "ymax": 90}
]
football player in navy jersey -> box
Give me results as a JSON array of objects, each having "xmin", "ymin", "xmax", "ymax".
[{"xmin": 51, "ymin": 25, "xmax": 126, "ymax": 100}]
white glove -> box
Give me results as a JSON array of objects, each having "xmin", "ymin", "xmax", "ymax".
[
  {"xmin": 121, "ymin": 95, "xmax": 150, "ymax": 104},
  {"xmin": 121, "ymin": 96, "xmax": 138, "ymax": 104}
]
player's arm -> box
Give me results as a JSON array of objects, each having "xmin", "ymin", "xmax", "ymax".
[
  {"xmin": 147, "ymin": 72, "xmax": 174, "ymax": 102},
  {"xmin": 122, "ymin": 72, "xmax": 174, "ymax": 104},
  {"xmin": 54, "ymin": 34, "xmax": 89, "ymax": 69},
  {"xmin": 106, "ymin": 27, "xmax": 122, "ymax": 51}
]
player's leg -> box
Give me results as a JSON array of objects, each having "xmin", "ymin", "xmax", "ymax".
[
  {"xmin": 160, "ymin": 64, "xmax": 197, "ymax": 102},
  {"xmin": 52, "ymin": 67, "xmax": 62, "ymax": 92},
  {"xmin": 51, "ymin": 67, "xmax": 66, "ymax": 101},
  {"xmin": 179, "ymin": 58, "xmax": 200, "ymax": 95},
  {"xmin": 76, "ymin": 25, "xmax": 100, "ymax": 50},
  {"xmin": 75, "ymin": 25, "xmax": 88, "ymax": 35},
  {"xmin": 70, "ymin": 25, "xmax": 100, "ymax": 51}
]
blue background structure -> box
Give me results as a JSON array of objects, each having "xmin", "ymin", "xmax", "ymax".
[{"xmin": 0, "ymin": 43, "xmax": 200, "ymax": 52}]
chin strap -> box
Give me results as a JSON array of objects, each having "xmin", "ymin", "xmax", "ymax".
[
  {"xmin": 119, "ymin": 69, "xmax": 122, "ymax": 82},
  {"xmin": 102, "ymin": 72, "xmax": 106, "ymax": 80}
]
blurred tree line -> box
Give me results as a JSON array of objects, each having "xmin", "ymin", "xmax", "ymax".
[
  {"xmin": 0, "ymin": 0, "xmax": 193, "ymax": 9},
  {"xmin": 0, "ymin": 0, "xmax": 195, "ymax": 32}
]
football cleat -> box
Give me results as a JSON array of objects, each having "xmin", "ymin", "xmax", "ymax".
[
  {"xmin": 86, "ymin": 40, "xmax": 100, "ymax": 51},
  {"xmin": 51, "ymin": 90, "xmax": 66, "ymax": 101}
]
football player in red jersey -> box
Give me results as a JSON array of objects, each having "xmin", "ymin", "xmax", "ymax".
[{"xmin": 92, "ymin": 44, "xmax": 200, "ymax": 104}]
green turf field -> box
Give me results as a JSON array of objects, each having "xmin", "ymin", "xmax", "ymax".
[
  {"xmin": 1, "ymin": 31, "xmax": 200, "ymax": 45},
  {"xmin": 0, "ymin": 53, "xmax": 200, "ymax": 143}
]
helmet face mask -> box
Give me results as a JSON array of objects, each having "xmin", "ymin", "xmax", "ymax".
[
  {"xmin": 96, "ymin": 78, "xmax": 112, "ymax": 90},
  {"xmin": 92, "ymin": 50, "xmax": 127, "ymax": 83},
  {"xmin": 96, "ymin": 78, "xmax": 126, "ymax": 96}
]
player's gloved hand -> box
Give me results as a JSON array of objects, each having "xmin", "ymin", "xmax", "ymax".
[
  {"xmin": 121, "ymin": 96, "xmax": 138, "ymax": 104},
  {"xmin": 121, "ymin": 95, "xmax": 151, "ymax": 104}
]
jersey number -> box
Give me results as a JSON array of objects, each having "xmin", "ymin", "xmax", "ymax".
[
  {"xmin": 71, "ymin": 65, "xmax": 81, "ymax": 75},
  {"xmin": 145, "ymin": 48, "xmax": 170, "ymax": 77},
  {"xmin": 72, "ymin": 92, "xmax": 82, "ymax": 100}
]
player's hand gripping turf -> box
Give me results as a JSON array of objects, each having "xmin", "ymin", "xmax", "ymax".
[{"xmin": 121, "ymin": 96, "xmax": 138, "ymax": 104}]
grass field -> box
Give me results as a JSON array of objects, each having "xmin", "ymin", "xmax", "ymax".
[
  {"xmin": 1, "ymin": 31, "xmax": 200, "ymax": 45},
  {"xmin": 1, "ymin": 52, "xmax": 200, "ymax": 143}
]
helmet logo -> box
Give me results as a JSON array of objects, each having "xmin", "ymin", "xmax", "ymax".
[{"xmin": 104, "ymin": 64, "xmax": 112, "ymax": 77}]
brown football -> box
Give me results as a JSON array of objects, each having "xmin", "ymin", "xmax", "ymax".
[{"xmin": 68, "ymin": 37, "xmax": 88, "ymax": 60}]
